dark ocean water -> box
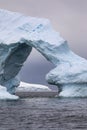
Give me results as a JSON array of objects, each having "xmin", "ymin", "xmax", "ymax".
[{"xmin": 0, "ymin": 98, "xmax": 87, "ymax": 130}]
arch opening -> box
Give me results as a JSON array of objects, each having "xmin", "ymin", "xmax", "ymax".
[{"xmin": 19, "ymin": 48, "xmax": 58, "ymax": 90}]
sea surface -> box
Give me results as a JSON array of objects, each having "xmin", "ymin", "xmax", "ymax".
[{"xmin": 0, "ymin": 98, "xmax": 87, "ymax": 130}]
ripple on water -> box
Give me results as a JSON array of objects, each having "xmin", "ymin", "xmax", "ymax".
[{"xmin": 0, "ymin": 98, "xmax": 87, "ymax": 130}]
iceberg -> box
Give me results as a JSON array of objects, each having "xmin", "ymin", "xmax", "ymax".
[
  {"xmin": 15, "ymin": 82, "xmax": 58, "ymax": 98},
  {"xmin": 16, "ymin": 82, "xmax": 51, "ymax": 92},
  {"xmin": 0, "ymin": 9, "xmax": 87, "ymax": 98}
]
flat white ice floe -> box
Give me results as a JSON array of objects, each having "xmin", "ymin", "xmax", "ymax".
[
  {"xmin": 16, "ymin": 82, "xmax": 51, "ymax": 92},
  {"xmin": 0, "ymin": 9, "xmax": 87, "ymax": 98}
]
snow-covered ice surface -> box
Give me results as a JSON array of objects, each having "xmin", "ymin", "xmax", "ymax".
[
  {"xmin": 0, "ymin": 85, "xmax": 18, "ymax": 100},
  {"xmin": 0, "ymin": 9, "xmax": 87, "ymax": 98},
  {"xmin": 16, "ymin": 82, "xmax": 51, "ymax": 92}
]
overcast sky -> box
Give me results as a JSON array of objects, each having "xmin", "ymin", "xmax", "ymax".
[{"xmin": 0, "ymin": 0, "xmax": 87, "ymax": 88}]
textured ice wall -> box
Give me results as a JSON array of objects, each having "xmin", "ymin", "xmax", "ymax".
[{"xmin": 0, "ymin": 9, "xmax": 87, "ymax": 96}]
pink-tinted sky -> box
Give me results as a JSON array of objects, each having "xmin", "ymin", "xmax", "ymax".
[
  {"xmin": 0, "ymin": 0, "xmax": 87, "ymax": 57},
  {"xmin": 0, "ymin": 0, "xmax": 87, "ymax": 86}
]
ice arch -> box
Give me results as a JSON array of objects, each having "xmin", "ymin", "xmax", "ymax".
[{"xmin": 0, "ymin": 9, "xmax": 87, "ymax": 97}]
